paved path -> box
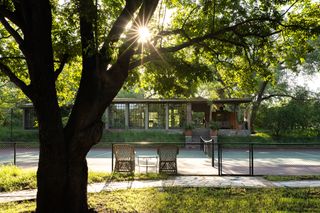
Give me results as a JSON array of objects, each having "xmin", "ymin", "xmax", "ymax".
[{"xmin": 1, "ymin": 176, "xmax": 320, "ymax": 203}]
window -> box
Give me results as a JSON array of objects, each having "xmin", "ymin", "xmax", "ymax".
[
  {"xmin": 192, "ymin": 111, "xmax": 205, "ymax": 128},
  {"xmin": 108, "ymin": 104, "xmax": 125, "ymax": 128},
  {"xmin": 129, "ymin": 103, "xmax": 145, "ymax": 128},
  {"xmin": 24, "ymin": 108, "xmax": 37, "ymax": 129},
  {"xmin": 169, "ymin": 104, "xmax": 186, "ymax": 129},
  {"xmin": 148, "ymin": 103, "xmax": 166, "ymax": 129}
]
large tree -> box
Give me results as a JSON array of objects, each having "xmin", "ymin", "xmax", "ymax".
[
  {"xmin": 0, "ymin": 0, "xmax": 159, "ymax": 211},
  {"xmin": 0, "ymin": 0, "xmax": 319, "ymax": 212}
]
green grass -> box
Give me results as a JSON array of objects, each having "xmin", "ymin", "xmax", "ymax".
[
  {"xmin": 105, "ymin": 172, "xmax": 168, "ymax": 181},
  {"xmin": 264, "ymin": 175, "xmax": 320, "ymax": 181},
  {"xmin": 89, "ymin": 187, "xmax": 320, "ymax": 212},
  {"xmin": 0, "ymin": 200, "xmax": 36, "ymax": 213},
  {"xmin": 2, "ymin": 187, "xmax": 320, "ymax": 212},
  {"xmin": 0, "ymin": 165, "xmax": 36, "ymax": 192},
  {"xmin": 0, "ymin": 166, "xmax": 167, "ymax": 192}
]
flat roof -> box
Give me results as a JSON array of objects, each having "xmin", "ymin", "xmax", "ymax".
[
  {"xmin": 112, "ymin": 98, "xmax": 252, "ymax": 104},
  {"xmin": 21, "ymin": 98, "xmax": 252, "ymax": 108}
]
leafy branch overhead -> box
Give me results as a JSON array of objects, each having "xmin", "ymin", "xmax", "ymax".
[
  {"xmin": 1, "ymin": 0, "xmax": 319, "ymax": 101},
  {"xmin": 126, "ymin": 1, "xmax": 320, "ymax": 98}
]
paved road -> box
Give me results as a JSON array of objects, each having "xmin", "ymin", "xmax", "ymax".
[{"xmin": 1, "ymin": 147, "xmax": 320, "ymax": 175}]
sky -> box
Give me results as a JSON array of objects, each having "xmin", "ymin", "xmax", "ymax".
[{"xmin": 286, "ymin": 71, "xmax": 320, "ymax": 93}]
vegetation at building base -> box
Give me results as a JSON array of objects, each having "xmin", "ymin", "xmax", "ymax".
[
  {"xmin": 0, "ymin": 128, "xmax": 185, "ymax": 143},
  {"xmin": 1, "ymin": 126, "xmax": 320, "ymax": 144},
  {"xmin": 0, "ymin": 127, "xmax": 38, "ymax": 142},
  {"xmin": 2, "ymin": 187, "xmax": 320, "ymax": 213},
  {"xmin": 101, "ymin": 130, "xmax": 185, "ymax": 143}
]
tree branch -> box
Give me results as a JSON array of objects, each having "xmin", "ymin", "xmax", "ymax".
[
  {"xmin": 99, "ymin": 0, "xmax": 143, "ymax": 60},
  {"xmin": 116, "ymin": 0, "xmax": 159, "ymax": 63},
  {"xmin": 0, "ymin": 34, "xmax": 11, "ymax": 40},
  {"xmin": 0, "ymin": 17, "xmax": 26, "ymax": 54},
  {"xmin": 280, "ymin": 0, "xmax": 300, "ymax": 17},
  {"xmin": 54, "ymin": 54, "xmax": 69, "ymax": 81},
  {"xmin": 0, "ymin": 56, "xmax": 25, "ymax": 60},
  {"xmin": 129, "ymin": 16, "xmax": 283, "ymax": 70},
  {"xmin": 0, "ymin": 5, "xmax": 22, "ymax": 28},
  {"xmin": 262, "ymin": 93, "xmax": 299, "ymax": 101},
  {"xmin": 0, "ymin": 62, "xmax": 32, "ymax": 99},
  {"xmin": 181, "ymin": 5, "xmax": 199, "ymax": 29}
]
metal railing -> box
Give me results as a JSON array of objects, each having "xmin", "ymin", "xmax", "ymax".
[
  {"xmin": 2, "ymin": 140, "xmax": 320, "ymax": 176},
  {"xmin": 0, "ymin": 142, "xmax": 38, "ymax": 166},
  {"xmin": 215, "ymin": 142, "xmax": 320, "ymax": 176}
]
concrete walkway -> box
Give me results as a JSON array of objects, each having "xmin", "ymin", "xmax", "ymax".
[{"xmin": 1, "ymin": 176, "xmax": 320, "ymax": 203}]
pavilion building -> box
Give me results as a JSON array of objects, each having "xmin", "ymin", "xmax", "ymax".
[{"xmin": 22, "ymin": 98, "xmax": 252, "ymax": 137}]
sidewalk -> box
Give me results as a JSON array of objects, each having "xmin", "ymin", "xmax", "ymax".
[{"xmin": 1, "ymin": 176, "xmax": 320, "ymax": 203}]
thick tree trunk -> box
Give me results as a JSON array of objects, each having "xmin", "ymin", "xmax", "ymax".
[
  {"xmin": 36, "ymin": 112, "xmax": 100, "ymax": 212},
  {"xmin": 65, "ymin": 158, "xmax": 89, "ymax": 212},
  {"xmin": 1, "ymin": 0, "xmax": 158, "ymax": 211},
  {"xmin": 34, "ymin": 96, "xmax": 68, "ymax": 212}
]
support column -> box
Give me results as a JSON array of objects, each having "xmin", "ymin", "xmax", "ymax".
[
  {"xmin": 185, "ymin": 103, "xmax": 193, "ymax": 144},
  {"xmin": 104, "ymin": 108, "xmax": 109, "ymax": 129},
  {"xmin": 22, "ymin": 109, "xmax": 26, "ymax": 129},
  {"xmin": 145, "ymin": 104, "xmax": 149, "ymax": 130},
  {"xmin": 125, "ymin": 103, "xmax": 129, "ymax": 129},
  {"xmin": 186, "ymin": 103, "xmax": 192, "ymax": 124},
  {"xmin": 165, "ymin": 103, "xmax": 169, "ymax": 130}
]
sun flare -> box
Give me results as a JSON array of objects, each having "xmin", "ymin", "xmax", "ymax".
[{"xmin": 138, "ymin": 26, "xmax": 151, "ymax": 43}]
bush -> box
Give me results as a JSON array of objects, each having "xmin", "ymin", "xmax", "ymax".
[{"xmin": 256, "ymin": 98, "xmax": 320, "ymax": 136}]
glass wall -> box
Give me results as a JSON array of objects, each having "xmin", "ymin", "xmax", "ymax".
[
  {"xmin": 24, "ymin": 108, "xmax": 37, "ymax": 129},
  {"xmin": 192, "ymin": 111, "xmax": 205, "ymax": 128},
  {"xmin": 168, "ymin": 103, "xmax": 186, "ymax": 129},
  {"xmin": 148, "ymin": 103, "xmax": 166, "ymax": 129},
  {"xmin": 108, "ymin": 104, "xmax": 126, "ymax": 128},
  {"xmin": 129, "ymin": 103, "xmax": 145, "ymax": 129}
]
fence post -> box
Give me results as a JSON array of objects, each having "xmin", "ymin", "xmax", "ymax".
[
  {"xmin": 218, "ymin": 142, "xmax": 222, "ymax": 176},
  {"xmin": 10, "ymin": 108, "xmax": 13, "ymax": 143},
  {"xmin": 249, "ymin": 143, "xmax": 254, "ymax": 176},
  {"xmin": 13, "ymin": 142, "xmax": 16, "ymax": 166},
  {"xmin": 111, "ymin": 143, "xmax": 114, "ymax": 172},
  {"xmin": 211, "ymin": 140, "xmax": 214, "ymax": 167}
]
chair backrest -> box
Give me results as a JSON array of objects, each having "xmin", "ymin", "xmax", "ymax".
[
  {"xmin": 113, "ymin": 144, "xmax": 135, "ymax": 160},
  {"xmin": 158, "ymin": 145, "xmax": 179, "ymax": 161}
]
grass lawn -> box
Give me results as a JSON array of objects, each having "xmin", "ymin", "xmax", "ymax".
[
  {"xmin": 1, "ymin": 187, "xmax": 320, "ymax": 212},
  {"xmin": 0, "ymin": 166, "xmax": 167, "ymax": 192},
  {"xmin": 264, "ymin": 175, "xmax": 320, "ymax": 181}
]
